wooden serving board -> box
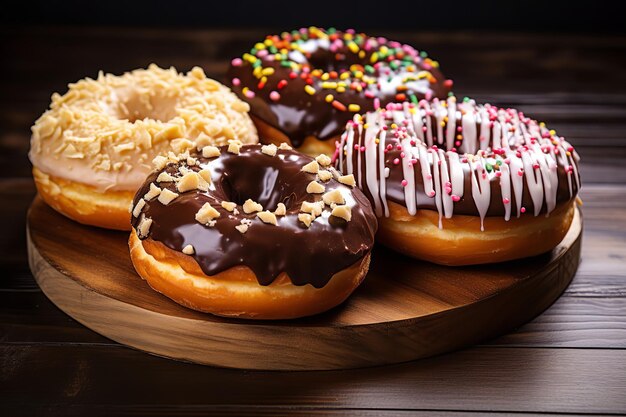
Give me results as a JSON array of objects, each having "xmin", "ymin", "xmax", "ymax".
[{"xmin": 27, "ymin": 196, "xmax": 582, "ymax": 370}]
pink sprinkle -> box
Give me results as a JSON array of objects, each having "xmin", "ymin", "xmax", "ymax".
[
  {"xmin": 426, "ymin": 174, "xmax": 432, "ymax": 180},
  {"xmin": 503, "ymin": 197, "xmax": 510, "ymax": 204},
  {"xmin": 360, "ymin": 146, "xmax": 366, "ymax": 152},
  {"xmin": 521, "ymin": 207, "xmax": 527, "ymax": 213},
  {"xmin": 232, "ymin": 77, "xmax": 241, "ymax": 86},
  {"xmin": 244, "ymin": 90, "xmax": 255, "ymax": 99},
  {"xmin": 269, "ymin": 91, "xmax": 280, "ymax": 101},
  {"xmin": 495, "ymin": 171, "xmax": 502, "ymax": 177},
  {"xmin": 374, "ymin": 98, "xmax": 381, "ymax": 110},
  {"xmin": 517, "ymin": 169, "xmax": 524, "ymax": 177},
  {"xmin": 393, "ymin": 158, "xmax": 400, "ymax": 165},
  {"xmin": 231, "ymin": 58, "xmax": 243, "ymax": 67},
  {"xmin": 401, "ymin": 179, "xmax": 408, "ymax": 187},
  {"xmin": 451, "ymin": 195, "xmax": 461, "ymax": 202},
  {"xmin": 533, "ymin": 163, "xmax": 540, "ymax": 169},
  {"xmin": 354, "ymin": 144, "xmax": 360, "ymax": 150},
  {"xmin": 428, "ymin": 190, "xmax": 436, "ymax": 197}
]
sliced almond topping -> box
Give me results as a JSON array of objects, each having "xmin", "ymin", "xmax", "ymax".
[
  {"xmin": 338, "ymin": 174, "xmax": 356, "ymax": 187},
  {"xmin": 318, "ymin": 170, "xmax": 333, "ymax": 182},
  {"xmin": 137, "ymin": 216, "xmax": 153, "ymax": 238},
  {"xmin": 300, "ymin": 201, "xmax": 324, "ymax": 217},
  {"xmin": 261, "ymin": 144, "xmax": 278, "ymax": 156},
  {"xmin": 298, "ymin": 213, "xmax": 314, "ymax": 228},
  {"xmin": 156, "ymin": 172, "xmax": 174, "ymax": 183},
  {"xmin": 221, "ymin": 201, "xmax": 237, "ymax": 212},
  {"xmin": 197, "ymin": 168, "xmax": 212, "ymax": 185},
  {"xmin": 257, "ymin": 210, "xmax": 278, "ymax": 225},
  {"xmin": 274, "ymin": 203, "xmax": 286, "ymax": 216},
  {"xmin": 323, "ymin": 189, "xmax": 345, "ymax": 206},
  {"xmin": 195, "ymin": 202, "xmax": 221, "ymax": 225},
  {"xmin": 144, "ymin": 183, "xmax": 162, "ymax": 201},
  {"xmin": 278, "ymin": 142, "xmax": 292, "ymax": 150},
  {"xmin": 202, "ymin": 145, "xmax": 221, "ymax": 158},
  {"xmin": 182, "ymin": 244, "xmax": 195, "ymax": 255},
  {"xmin": 158, "ymin": 188, "xmax": 179, "ymax": 205},
  {"xmin": 227, "ymin": 139, "xmax": 242, "ymax": 155},
  {"xmin": 176, "ymin": 172, "xmax": 199, "ymax": 193},
  {"xmin": 152, "ymin": 155, "xmax": 168, "ymax": 170},
  {"xmin": 132, "ymin": 199, "xmax": 146, "ymax": 218},
  {"xmin": 243, "ymin": 199, "xmax": 263, "ymax": 214},
  {"xmin": 301, "ymin": 160, "xmax": 319, "ymax": 174},
  {"xmin": 331, "ymin": 205, "xmax": 352, "ymax": 222},
  {"xmin": 315, "ymin": 154, "xmax": 332, "ymax": 166},
  {"xmin": 306, "ymin": 181, "xmax": 325, "ymax": 194}
]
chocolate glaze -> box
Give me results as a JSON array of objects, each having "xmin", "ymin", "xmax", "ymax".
[
  {"xmin": 337, "ymin": 99, "xmax": 581, "ymax": 219},
  {"xmin": 131, "ymin": 145, "xmax": 377, "ymax": 288},
  {"xmin": 227, "ymin": 28, "xmax": 451, "ymax": 148}
]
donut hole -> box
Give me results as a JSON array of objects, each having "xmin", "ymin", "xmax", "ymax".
[
  {"xmin": 113, "ymin": 88, "xmax": 178, "ymax": 123},
  {"xmin": 307, "ymin": 49, "xmax": 363, "ymax": 73},
  {"xmin": 216, "ymin": 153, "xmax": 305, "ymax": 212}
]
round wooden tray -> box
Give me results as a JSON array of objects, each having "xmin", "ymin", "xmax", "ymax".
[{"xmin": 27, "ymin": 196, "xmax": 582, "ymax": 370}]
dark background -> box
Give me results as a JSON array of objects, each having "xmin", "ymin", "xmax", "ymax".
[{"xmin": 3, "ymin": 0, "xmax": 624, "ymax": 33}]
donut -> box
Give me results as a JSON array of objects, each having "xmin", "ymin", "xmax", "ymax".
[
  {"xmin": 336, "ymin": 97, "xmax": 581, "ymax": 265},
  {"xmin": 128, "ymin": 143, "xmax": 377, "ymax": 319},
  {"xmin": 29, "ymin": 64, "xmax": 258, "ymax": 230},
  {"xmin": 228, "ymin": 27, "xmax": 452, "ymax": 157}
]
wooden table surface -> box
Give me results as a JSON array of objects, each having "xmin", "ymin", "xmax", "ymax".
[{"xmin": 1, "ymin": 27, "xmax": 626, "ymax": 416}]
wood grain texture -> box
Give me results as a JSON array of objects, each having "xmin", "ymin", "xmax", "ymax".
[
  {"xmin": 27, "ymin": 197, "xmax": 582, "ymax": 370},
  {"xmin": 2, "ymin": 344, "xmax": 625, "ymax": 414}
]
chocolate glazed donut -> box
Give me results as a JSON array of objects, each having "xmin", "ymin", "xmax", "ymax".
[
  {"xmin": 227, "ymin": 27, "xmax": 452, "ymax": 156},
  {"xmin": 336, "ymin": 97, "xmax": 581, "ymax": 265},
  {"xmin": 129, "ymin": 143, "xmax": 377, "ymax": 319}
]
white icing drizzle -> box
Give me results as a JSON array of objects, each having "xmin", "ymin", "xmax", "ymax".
[{"xmin": 337, "ymin": 97, "xmax": 580, "ymax": 231}]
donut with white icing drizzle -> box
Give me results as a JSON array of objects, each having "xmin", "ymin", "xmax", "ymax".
[{"xmin": 336, "ymin": 97, "xmax": 581, "ymax": 265}]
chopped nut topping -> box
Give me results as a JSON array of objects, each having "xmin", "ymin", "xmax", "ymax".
[
  {"xmin": 227, "ymin": 139, "xmax": 242, "ymax": 154},
  {"xmin": 202, "ymin": 145, "xmax": 220, "ymax": 158},
  {"xmin": 298, "ymin": 213, "xmax": 314, "ymax": 228},
  {"xmin": 197, "ymin": 168, "xmax": 212, "ymax": 185},
  {"xmin": 261, "ymin": 144, "xmax": 278, "ymax": 156},
  {"xmin": 144, "ymin": 183, "xmax": 162, "ymax": 201},
  {"xmin": 156, "ymin": 172, "xmax": 175, "ymax": 183},
  {"xmin": 331, "ymin": 205, "xmax": 352, "ymax": 222},
  {"xmin": 236, "ymin": 218, "xmax": 253, "ymax": 234},
  {"xmin": 132, "ymin": 198, "xmax": 146, "ymax": 218},
  {"xmin": 182, "ymin": 244, "xmax": 195, "ymax": 255},
  {"xmin": 170, "ymin": 138, "xmax": 195, "ymax": 154},
  {"xmin": 306, "ymin": 181, "xmax": 325, "ymax": 194},
  {"xmin": 195, "ymin": 202, "xmax": 221, "ymax": 225},
  {"xmin": 243, "ymin": 199, "xmax": 263, "ymax": 214},
  {"xmin": 318, "ymin": 170, "xmax": 333, "ymax": 182},
  {"xmin": 158, "ymin": 188, "xmax": 179, "ymax": 205},
  {"xmin": 257, "ymin": 210, "xmax": 278, "ymax": 225},
  {"xmin": 278, "ymin": 142, "xmax": 292, "ymax": 150},
  {"xmin": 301, "ymin": 160, "xmax": 319, "ymax": 174},
  {"xmin": 176, "ymin": 172, "xmax": 199, "ymax": 193},
  {"xmin": 338, "ymin": 174, "xmax": 356, "ymax": 187},
  {"xmin": 300, "ymin": 201, "xmax": 324, "ymax": 217},
  {"xmin": 274, "ymin": 203, "xmax": 286, "ymax": 216},
  {"xmin": 167, "ymin": 151, "xmax": 181, "ymax": 164},
  {"xmin": 315, "ymin": 154, "xmax": 332, "ymax": 166},
  {"xmin": 221, "ymin": 201, "xmax": 237, "ymax": 212},
  {"xmin": 323, "ymin": 189, "xmax": 345, "ymax": 206},
  {"xmin": 186, "ymin": 156, "xmax": 197, "ymax": 166},
  {"xmin": 152, "ymin": 155, "xmax": 168, "ymax": 170},
  {"xmin": 195, "ymin": 133, "xmax": 213, "ymax": 150},
  {"xmin": 137, "ymin": 216, "xmax": 153, "ymax": 238}
]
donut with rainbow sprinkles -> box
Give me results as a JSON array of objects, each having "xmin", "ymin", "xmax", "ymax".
[{"xmin": 336, "ymin": 96, "xmax": 581, "ymax": 265}]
